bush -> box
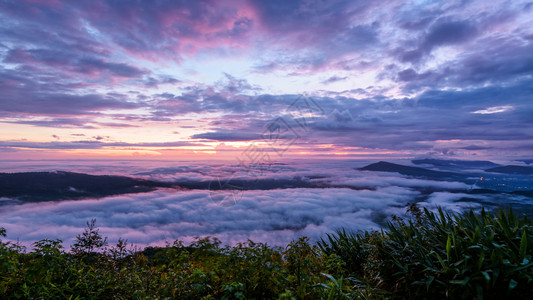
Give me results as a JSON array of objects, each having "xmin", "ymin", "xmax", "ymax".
[
  {"xmin": 319, "ymin": 206, "xmax": 533, "ymax": 299},
  {"xmin": 1, "ymin": 207, "xmax": 533, "ymax": 299}
]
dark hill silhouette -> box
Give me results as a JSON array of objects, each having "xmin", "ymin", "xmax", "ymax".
[
  {"xmin": 2, "ymin": 166, "xmax": 532, "ymax": 204},
  {"xmin": 359, "ymin": 161, "xmax": 469, "ymax": 181},
  {"xmin": 412, "ymin": 159, "xmax": 499, "ymax": 169},
  {"xmin": 485, "ymin": 165, "xmax": 533, "ymax": 175},
  {"xmin": 0, "ymin": 171, "xmax": 174, "ymax": 202},
  {"xmin": 0, "ymin": 171, "xmax": 325, "ymax": 203}
]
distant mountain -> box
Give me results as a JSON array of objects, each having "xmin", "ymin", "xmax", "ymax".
[
  {"xmin": 0, "ymin": 171, "xmax": 174, "ymax": 202},
  {"xmin": 135, "ymin": 166, "xmax": 207, "ymax": 176},
  {"xmin": 0, "ymin": 171, "xmax": 326, "ymax": 203},
  {"xmin": 177, "ymin": 177, "xmax": 321, "ymax": 191},
  {"xmin": 412, "ymin": 159, "xmax": 500, "ymax": 169},
  {"xmin": 517, "ymin": 159, "xmax": 533, "ymax": 165},
  {"xmin": 3, "ymin": 167, "xmax": 532, "ymax": 205},
  {"xmin": 359, "ymin": 161, "xmax": 468, "ymax": 181},
  {"xmin": 485, "ymin": 166, "xmax": 533, "ymax": 175},
  {"xmin": 513, "ymin": 190, "xmax": 533, "ymax": 197}
]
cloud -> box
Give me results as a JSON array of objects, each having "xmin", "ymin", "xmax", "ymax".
[
  {"xmin": 5, "ymin": 49, "xmax": 147, "ymax": 78},
  {"xmin": 399, "ymin": 20, "xmax": 478, "ymax": 63},
  {"xmin": 0, "ymin": 0, "xmax": 532, "ymax": 161},
  {"xmin": 472, "ymin": 106, "xmax": 514, "ymax": 114},
  {"xmin": 0, "ymin": 140, "xmax": 203, "ymax": 150},
  {"xmin": 394, "ymin": 36, "xmax": 533, "ymax": 91},
  {"xmin": 142, "ymin": 77, "xmax": 533, "ymax": 158},
  {"xmin": 418, "ymin": 192, "xmax": 483, "ymax": 213},
  {"xmin": 0, "ymin": 68, "xmax": 140, "ymax": 115},
  {"xmin": 74, "ymin": 0, "xmax": 256, "ymax": 58},
  {"xmin": 191, "ymin": 132, "xmax": 262, "ymax": 141},
  {"xmin": 2, "ymin": 117, "xmax": 137, "ymax": 129},
  {"xmin": 322, "ymin": 75, "xmax": 348, "ymax": 84},
  {"xmin": 0, "ymin": 186, "xmax": 415, "ymax": 248},
  {"xmin": 335, "ymin": 172, "xmax": 470, "ymax": 190},
  {"xmin": 0, "ymin": 0, "xmax": 256, "ymax": 59},
  {"xmin": 0, "ymin": 160, "xmax": 511, "ymax": 249},
  {"xmin": 143, "ymin": 76, "xmax": 180, "ymax": 88},
  {"xmin": 1, "ymin": 158, "xmax": 526, "ymax": 248}
]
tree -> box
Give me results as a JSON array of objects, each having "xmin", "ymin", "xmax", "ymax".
[{"xmin": 71, "ymin": 219, "xmax": 108, "ymax": 254}]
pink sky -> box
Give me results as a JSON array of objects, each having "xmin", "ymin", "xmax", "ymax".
[{"xmin": 1, "ymin": 0, "xmax": 533, "ymax": 162}]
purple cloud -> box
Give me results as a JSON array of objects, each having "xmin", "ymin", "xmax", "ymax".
[
  {"xmin": 399, "ymin": 20, "xmax": 478, "ymax": 63},
  {"xmin": 0, "ymin": 140, "xmax": 203, "ymax": 150},
  {"xmin": 191, "ymin": 132, "xmax": 263, "ymax": 142},
  {"xmin": 0, "ymin": 0, "xmax": 531, "ymax": 160}
]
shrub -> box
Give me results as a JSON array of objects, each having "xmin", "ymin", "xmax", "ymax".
[
  {"xmin": 1, "ymin": 207, "xmax": 533, "ymax": 299},
  {"xmin": 319, "ymin": 206, "xmax": 533, "ymax": 299},
  {"xmin": 71, "ymin": 219, "xmax": 108, "ymax": 255}
]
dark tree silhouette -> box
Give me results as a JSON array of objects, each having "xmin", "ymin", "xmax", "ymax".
[{"xmin": 71, "ymin": 219, "xmax": 108, "ymax": 254}]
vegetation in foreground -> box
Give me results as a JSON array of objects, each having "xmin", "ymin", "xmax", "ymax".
[{"xmin": 1, "ymin": 205, "xmax": 533, "ymax": 299}]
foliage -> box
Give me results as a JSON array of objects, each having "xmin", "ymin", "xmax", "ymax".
[
  {"xmin": 2, "ymin": 206, "xmax": 533, "ymax": 299},
  {"xmin": 71, "ymin": 219, "xmax": 108, "ymax": 255},
  {"xmin": 319, "ymin": 205, "xmax": 533, "ymax": 299}
]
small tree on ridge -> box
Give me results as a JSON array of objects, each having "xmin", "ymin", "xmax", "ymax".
[{"xmin": 71, "ymin": 219, "xmax": 108, "ymax": 255}]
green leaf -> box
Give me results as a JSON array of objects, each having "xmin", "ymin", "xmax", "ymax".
[
  {"xmin": 481, "ymin": 271, "xmax": 490, "ymax": 282},
  {"xmin": 476, "ymin": 251, "xmax": 485, "ymax": 272},
  {"xmin": 314, "ymin": 283, "xmax": 331, "ymax": 289},
  {"xmin": 509, "ymin": 279, "xmax": 518, "ymax": 291},
  {"xmin": 426, "ymin": 275, "xmax": 435, "ymax": 292},
  {"xmin": 321, "ymin": 272, "xmax": 336, "ymax": 283},
  {"xmin": 446, "ymin": 235, "xmax": 452, "ymax": 262},
  {"xmin": 434, "ymin": 252, "xmax": 448, "ymax": 271},
  {"xmin": 450, "ymin": 277, "xmax": 470, "ymax": 286},
  {"xmin": 509, "ymin": 262, "xmax": 533, "ymax": 273},
  {"xmin": 519, "ymin": 229, "xmax": 527, "ymax": 262}
]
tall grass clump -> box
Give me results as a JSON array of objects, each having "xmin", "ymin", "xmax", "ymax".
[{"xmin": 318, "ymin": 205, "xmax": 533, "ymax": 299}]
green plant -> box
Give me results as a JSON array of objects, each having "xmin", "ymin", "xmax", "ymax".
[
  {"xmin": 318, "ymin": 229, "xmax": 375, "ymax": 277},
  {"xmin": 319, "ymin": 206, "xmax": 533, "ymax": 299},
  {"xmin": 71, "ymin": 219, "xmax": 108, "ymax": 255},
  {"xmin": 2, "ymin": 207, "xmax": 532, "ymax": 299},
  {"xmin": 315, "ymin": 273, "xmax": 351, "ymax": 299}
]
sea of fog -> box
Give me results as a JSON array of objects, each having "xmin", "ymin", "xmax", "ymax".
[{"xmin": 1, "ymin": 159, "xmax": 532, "ymax": 249}]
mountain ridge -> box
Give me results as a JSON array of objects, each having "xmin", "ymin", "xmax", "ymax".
[
  {"xmin": 359, "ymin": 161, "xmax": 469, "ymax": 181},
  {"xmin": 412, "ymin": 158, "xmax": 500, "ymax": 169},
  {"xmin": 0, "ymin": 171, "xmax": 174, "ymax": 202},
  {"xmin": 485, "ymin": 165, "xmax": 533, "ymax": 175}
]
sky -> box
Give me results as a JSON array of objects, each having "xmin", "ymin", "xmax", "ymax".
[{"xmin": 1, "ymin": 0, "xmax": 533, "ymax": 162}]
